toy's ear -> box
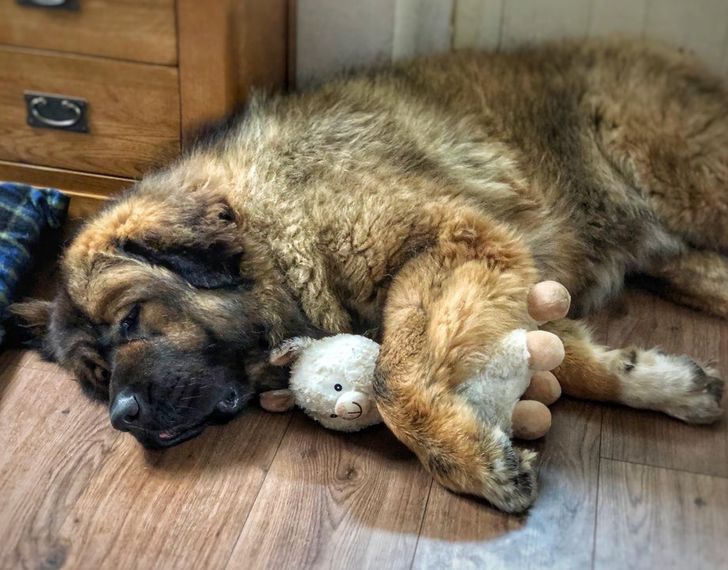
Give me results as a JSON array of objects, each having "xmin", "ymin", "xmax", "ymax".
[
  {"xmin": 269, "ymin": 337, "xmax": 315, "ymax": 366},
  {"xmin": 260, "ymin": 389, "xmax": 295, "ymax": 412},
  {"xmin": 527, "ymin": 281, "xmax": 571, "ymax": 323}
]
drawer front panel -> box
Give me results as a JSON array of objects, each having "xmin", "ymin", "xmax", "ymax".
[
  {"xmin": 0, "ymin": 159, "xmax": 131, "ymax": 198},
  {"xmin": 0, "ymin": 47, "xmax": 180, "ymax": 177},
  {"xmin": 0, "ymin": 0, "xmax": 176, "ymax": 65}
]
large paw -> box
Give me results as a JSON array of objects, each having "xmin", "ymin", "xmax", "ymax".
[
  {"xmin": 618, "ymin": 348, "xmax": 724, "ymax": 424},
  {"xmin": 487, "ymin": 431, "xmax": 539, "ymax": 513}
]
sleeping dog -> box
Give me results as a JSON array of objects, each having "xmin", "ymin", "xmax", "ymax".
[{"xmin": 13, "ymin": 39, "xmax": 726, "ymax": 512}]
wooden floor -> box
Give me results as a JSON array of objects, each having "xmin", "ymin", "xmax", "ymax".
[{"xmin": 1, "ymin": 288, "xmax": 726, "ymax": 570}]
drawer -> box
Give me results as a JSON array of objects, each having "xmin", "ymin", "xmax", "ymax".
[
  {"xmin": 0, "ymin": 0, "xmax": 176, "ymax": 65},
  {"xmin": 65, "ymin": 190, "xmax": 111, "ymax": 219},
  {"xmin": 0, "ymin": 160, "xmax": 128, "ymax": 218},
  {"xmin": 0, "ymin": 47, "xmax": 180, "ymax": 177}
]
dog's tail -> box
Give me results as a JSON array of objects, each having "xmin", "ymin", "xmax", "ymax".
[{"xmin": 373, "ymin": 369, "xmax": 538, "ymax": 514}]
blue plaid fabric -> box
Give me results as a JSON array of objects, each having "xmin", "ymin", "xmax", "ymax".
[{"xmin": 0, "ymin": 182, "xmax": 69, "ymax": 344}]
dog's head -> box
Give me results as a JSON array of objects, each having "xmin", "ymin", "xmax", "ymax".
[{"xmin": 12, "ymin": 162, "xmax": 316, "ymax": 448}]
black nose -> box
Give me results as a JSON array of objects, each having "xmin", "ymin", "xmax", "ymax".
[
  {"xmin": 110, "ymin": 390, "xmax": 140, "ymax": 431},
  {"xmin": 216, "ymin": 387, "xmax": 243, "ymax": 415}
]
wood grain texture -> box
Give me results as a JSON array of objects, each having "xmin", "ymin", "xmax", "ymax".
[
  {"xmin": 595, "ymin": 460, "xmax": 728, "ymax": 570},
  {"xmin": 0, "ymin": 348, "xmax": 46, "ymax": 374},
  {"xmin": 0, "ymin": 160, "xmax": 131, "ymax": 196},
  {"xmin": 598, "ymin": 289, "xmax": 728, "ymax": 478},
  {"xmin": 232, "ymin": 0, "xmax": 290, "ymax": 100},
  {"xmin": 178, "ymin": 0, "xmax": 290, "ymax": 142},
  {"xmin": 226, "ymin": 413, "xmax": 432, "ymax": 569},
  {"xmin": 0, "ymin": 46, "xmax": 180, "ymax": 177},
  {"xmin": 412, "ymin": 400, "xmax": 602, "ymax": 570},
  {"xmin": 65, "ymin": 191, "xmax": 111, "ymax": 219},
  {"xmin": 177, "ymin": 0, "xmax": 235, "ymax": 143},
  {"xmin": 1, "ymin": 287, "xmax": 726, "ymax": 568},
  {"xmin": 0, "ymin": 365, "xmax": 116, "ymax": 570},
  {"xmin": 0, "ymin": 160, "xmax": 123, "ymax": 217},
  {"xmin": 288, "ymin": 0, "xmax": 298, "ymax": 88},
  {"xmin": 0, "ymin": 0, "xmax": 176, "ymax": 66},
  {"xmin": 55, "ymin": 410, "xmax": 293, "ymax": 570}
]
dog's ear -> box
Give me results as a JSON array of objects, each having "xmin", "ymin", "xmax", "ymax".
[
  {"xmin": 118, "ymin": 239, "xmax": 248, "ymax": 289},
  {"xmin": 7, "ymin": 299, "xmax": 53, "ymax": 342},
  {"xmin": 9, "ymin": 291, "xmax": 110, "ymax": 399},
  {"xmin": 116, "ymin": 195, "xmax": 251, "ymax": 290}
]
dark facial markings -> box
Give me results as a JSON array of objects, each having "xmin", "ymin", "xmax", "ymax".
[
  {"xmin": 22, "ymin": 216, "xmax": 320, "ymax": 449},
  {"xmin": 117, "ymin": 239, "xmax": 253, "ymax": 291}
]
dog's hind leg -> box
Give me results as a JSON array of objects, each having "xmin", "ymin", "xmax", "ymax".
[
  {"xmin": 641, "ymin": 248, "xmax": 728, "ymax": 320},
  {"xmin": 543, "ymin": 319, "xmax": 724, "ymax": 424}
]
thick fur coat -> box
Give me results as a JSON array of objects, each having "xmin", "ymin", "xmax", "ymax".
[{"xmin": 14, "ymin": 38, "xmax": 727, "ymax": 512}]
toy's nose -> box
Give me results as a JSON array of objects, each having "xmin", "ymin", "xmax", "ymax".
[{"xmin": 334, "ymin": 391, "xmax": 370, "ymax": 419}]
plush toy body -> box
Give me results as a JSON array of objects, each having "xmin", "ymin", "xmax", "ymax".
[
  {"xmin": 260, "ymin": 281, "xmax": 570, "ymax": 439},
  {"xmin": 265, "ymin": 334, "xmax": 382, "ymax": 431}
]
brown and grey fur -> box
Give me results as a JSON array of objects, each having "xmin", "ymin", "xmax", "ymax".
[{"xmin": 14, "ymin": 38, "xmax": 728, "ymax": 512}]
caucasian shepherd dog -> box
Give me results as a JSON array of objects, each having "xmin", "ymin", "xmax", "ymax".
[{"xmin": 13, "ymin": 39, "xmax": 727, "ymax": 512}]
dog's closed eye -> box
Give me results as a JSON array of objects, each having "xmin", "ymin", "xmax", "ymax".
[{"xmin": 119, "ymin": 304, "xmax": 141, "ymax": 341}]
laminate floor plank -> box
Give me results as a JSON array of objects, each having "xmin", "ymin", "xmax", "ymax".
[
  {"xmin": 55, "ymin": 409, "xmax": 293, "ymax": 570},
  {"xmin": 0, "ymin": 365, "xmax": 116, "ymax": 570},
  {"xmin": 0, "ymin": 347, "xmax": 58, "ymax": 374},
  {"xmin": 2, "ymin": 287, "xmax": 727, "ymax": 570},
  {"xmin": 226, "ymin": 413, "xmax": 433, "ymax": 570},
  {"xmin": 594, "ymin": 459, "xmax": 728, "ymax": 570},
  {"xmin": 598, "ymin": 290, "xmax": 728, "ymax": 478},
  {"xmin": 412, "ymin": 400, "xmax": 602, "ymax": 570}
]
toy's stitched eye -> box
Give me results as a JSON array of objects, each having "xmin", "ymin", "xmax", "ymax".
[
  {"xmin": 330, "ymin": 414, "xmax": 337, "ymax": 418},
  {"xmin": 334, "ymin": 383, "xmax": 342, "ymax": 392}
]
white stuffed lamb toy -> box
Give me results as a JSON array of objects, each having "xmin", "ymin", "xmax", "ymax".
[
  {"xmin": 259, "ymin": 281, "xmax": 571, "ymax": 438},
  {"xmin": 262, "ymin": 334, "xmax": 382, "ymax": 431}
]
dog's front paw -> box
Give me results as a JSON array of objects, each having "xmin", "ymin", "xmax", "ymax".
[{"xmin": 487, "ymin": 432, "xmax": 539, "ymax": 513}]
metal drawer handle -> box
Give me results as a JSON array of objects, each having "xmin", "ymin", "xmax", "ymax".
[
  {"xmin": 27, "ymin": 0, "xmax": 68, "ymax": 5},
  {"xmin": 16, "ymin": 0, "xmax": 79, "ymax": 9},
  {"xmin": 29, "ymin": 96, "xmax": 82, "ymax": 128},
  {"xmin": 24, "ymin": 92, "xmax": 88, "ymax": 132}
]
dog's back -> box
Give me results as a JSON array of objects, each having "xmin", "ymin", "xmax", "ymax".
[{"xmin": 199, "ymin": 38, "xmax": 716, "ymax": 321}]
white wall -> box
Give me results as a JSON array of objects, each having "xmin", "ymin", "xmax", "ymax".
[{"xmin": 296, "ymin": 0, "xmax": 728, "ymax": 85}]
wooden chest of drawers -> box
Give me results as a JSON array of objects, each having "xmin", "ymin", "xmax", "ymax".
[{"xmin": 0, "ymin": 0, "xmax": 289, "ymax": 218}]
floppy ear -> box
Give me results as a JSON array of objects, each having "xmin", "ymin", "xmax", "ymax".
[
  {"xmin": 118, "ymin": 239, "xmax": 249, "ymax": 290},
  {"xmin": 115, "ymin": 193, "xmax": 252, "ymax": 289},
  {"xmin": 259, "ymin": 389, "xmax": 295, "ymax": 412},
  {"xmin": 11, "ymin": 291, "xmax": 110, "ymax": 399},
  {"xmin": 7, "ymin": 299, "xmax": 53, "ymax": 344}
]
